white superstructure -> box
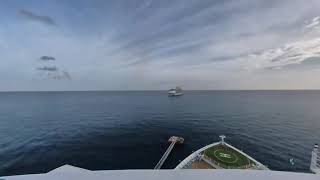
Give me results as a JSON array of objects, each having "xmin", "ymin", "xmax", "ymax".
[
  {"xmin": 2, "ymin": 166, "xmax": 319, "ymax": 180},
  {"xmin": 168, "ymin": 87, "xmax": 183, "ymax": 96}
]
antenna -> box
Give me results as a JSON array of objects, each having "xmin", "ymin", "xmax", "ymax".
[{"xmin": 219, "ymin": 135, "xmax": 226, "ymax": 144}]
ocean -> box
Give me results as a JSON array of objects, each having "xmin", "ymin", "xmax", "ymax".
[{"xmin": 0, "ymin": 91, "xmax": 319, "ymax": 176}]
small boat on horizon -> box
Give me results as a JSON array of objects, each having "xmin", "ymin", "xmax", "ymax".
[{"xmin": 168, "ymin": 87, "xmax": 183, "ymax": 96}]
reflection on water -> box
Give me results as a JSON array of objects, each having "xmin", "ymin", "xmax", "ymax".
[{"xmin": 0, "ymin": 91, "xmax": 319, "ymax": 176}]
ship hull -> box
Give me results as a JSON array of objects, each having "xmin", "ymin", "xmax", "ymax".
[{"xmin": 168, "ymin": 92, "xmax": 183, "ymax": 96}]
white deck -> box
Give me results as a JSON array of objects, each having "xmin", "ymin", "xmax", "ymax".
[
  {"xmin": 175, "ymin": 141, "xmax": 268, "ymax": 170},
  {"xmin": 2, "ymin": 165, "xmax": 319, "ymax": 180}
]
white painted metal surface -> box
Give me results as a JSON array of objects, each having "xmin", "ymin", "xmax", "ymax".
[
  {"xmin": 310, "ymin": 144, "xmax": 320, "ymax": 174},
  {"xmin": 2, "ymin": 166, "xmax": 319, "ymax": 180},
  {"xmin": 154, "ymin": 141, "xmax": 176, "ymax": 169}
]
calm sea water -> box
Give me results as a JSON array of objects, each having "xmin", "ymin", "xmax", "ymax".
[{"xmin": 0, "ymin": 91, "xmax": 319, "ymax": 176}]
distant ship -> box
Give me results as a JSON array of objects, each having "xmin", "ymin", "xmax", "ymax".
[{"xmin": 168, "ymin": 87, "xmax": 183, "ymax": 96}]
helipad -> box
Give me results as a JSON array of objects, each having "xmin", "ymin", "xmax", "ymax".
[{"xmin": 204, "ymin": 144, "xmax": 252, "ymax": 168}]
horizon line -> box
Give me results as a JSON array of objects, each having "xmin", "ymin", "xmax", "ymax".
[{"xmin": 1, "ymin": 89, "xmax": 320, "ymax": 93}]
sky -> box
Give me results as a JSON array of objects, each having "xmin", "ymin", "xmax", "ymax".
[{"xmin": 1, "ymin": 0, "xmax": 320, "ymax": 91}]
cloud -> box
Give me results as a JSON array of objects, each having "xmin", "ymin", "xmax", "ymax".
[
  {"xmin": 136, "ymin": 0, "xmax": 153, "ymax": 11},
  {"xmin": 239, "ymin": 38, "xmax": 320, "ymax": 70},
  {"xmin": 305, "ymin": 16, "xmax": 320, "ymax": 30},
  {"xmin": 105, "ymin": 0, "xmax": 311, "ymax": 69},
  {"xmin": 36, "ymin": 66, "xmax": 58, "ymax": 71},
  {"xmin": 2, "ymin": 0, "xmax": 320, "ymax": 90},
  {"xmin": 34, "ymin": 55, "xmax": 71, "ymax": 80},
  {"xmin": 19, "ymin": 9, "xmax": 56, "ymax": 26},
  {"xmin": 48, "ymin": 70, "xmax": 72, "ymax": 80},
  {"xmin": 36, "ymin": 66, "xmax": 71, "ymax": 80},
  {"xmin": 62, "ymin": 71, "xmax": 72, "ymax": 80},
  {"xmin": 40, "ymin": 56, "xmax": 56, "ymax": 61},
  {"xmin": 267, "ymin": 57, "xmax": 320, "ymax": 71}
]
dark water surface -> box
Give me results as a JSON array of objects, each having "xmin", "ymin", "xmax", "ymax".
[{"xmin": 0, "ymin": 91, "xmax": 319, "ymax": 176}]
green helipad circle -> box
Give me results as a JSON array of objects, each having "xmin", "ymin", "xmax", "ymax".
[{"xmin": 213, "ymin": 149, "xmax": 238, "ymax": 163}]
